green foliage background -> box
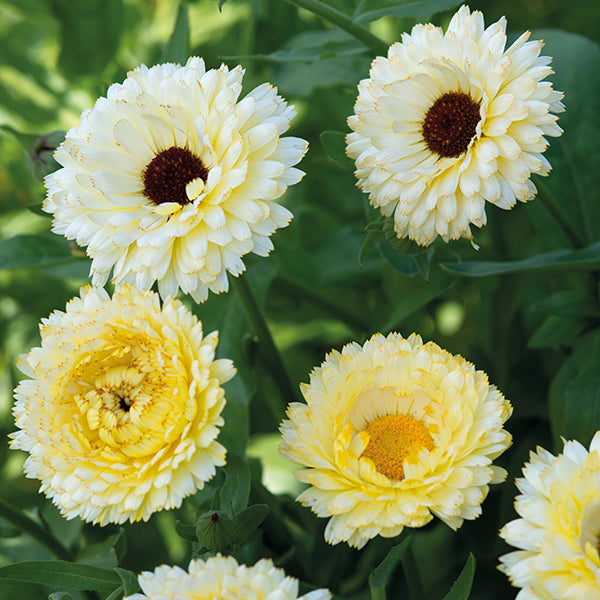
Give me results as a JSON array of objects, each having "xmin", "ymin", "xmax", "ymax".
[{"xmin": 1, "ymin": 0, "xmax": 600, "ymax": 598}]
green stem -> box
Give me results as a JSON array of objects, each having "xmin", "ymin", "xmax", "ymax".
[
  {"xmin": 231, "ymin": 276, "xmax": 299, "ymax": 410},
  {"xmin": 0, "ymin": 497, "xmax": 72, "ymax": 561},
  {"xmin": 400, "ymin": 542, "xmax": 426, "ymax": 600},
  {"xmin": 277, "ymin": 275, "xmax": 370, "ymax": 332},
  {"xmin": 283, "ymin": 0, "xmax": 389, "ymax": 56},
  {"xmin": 538, "ymin": 182, "xmax": 586, "ymax": 249}
]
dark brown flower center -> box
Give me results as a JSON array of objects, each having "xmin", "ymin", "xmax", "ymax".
[
  {"xmin": 118, "ymin": 395, "xmax": 132, "ymax": 412},
  {"xmin": 142, "ymin": 146, "xmax": 208, "ymax": 205},
  {"xmin": 422, "ymin": 92, "xmax": 481, "ymax": 158}
]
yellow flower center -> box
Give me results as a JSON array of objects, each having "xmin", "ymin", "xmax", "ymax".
[{"xmin": 361, "ymin": 414, "xmax": 435, "ymax": 480}]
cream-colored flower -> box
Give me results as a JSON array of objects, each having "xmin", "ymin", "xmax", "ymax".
[
  {"xmin": 279, "ymin": 332, "xmax": 512, "ymax": 549},
  {"xmin": 346, "ymin": 5, "xmax": 564, "ymax": 246},
  {"xmin": 123, "ymin": 554, "xmax": 331, "ymax": 600},
  {"xmin": 10, "ymin": 285, "xmax": 235, "ymax": 525},
  {"xmin": 499, "ymin": 434, "xmax": 600, "ymax": 600},
  {"xmin": 44, "ymin": 57, "xmax": 308, "ymax": 302}
]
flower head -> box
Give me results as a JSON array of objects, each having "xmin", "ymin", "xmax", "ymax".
[
  {"xmin": 499, "ymin": 434, "xmax": 600, "ymax": 599},
  {"xmin": 123, "ymin": 554, "xmax": 331, "ymax": 600},
  {"xmin": 279, "ymin": 332, "xmax": 512, "ymax": 548},
  {"xmin": 10, "ymin": 285, "xmax": 235, "ymax": 525},
  {"xmin": 44, "ymin": 57, "xmax": 308, "ymax": 302},
  {"xmin": 346, "ymin": 6, "xmax": 564, "ymax": 246}
]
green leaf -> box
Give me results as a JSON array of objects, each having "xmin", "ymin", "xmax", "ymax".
[
  {"xmin": 174, "ymin": 521, "xmax": 198, "ymax": 543},
  {"xmin": 359, "ymin": 229, "xmax": 384, "ymax": 268},
  {"xmin": 48, "ymin": 593, "xmax": 75, "ymax": 600},
  {"xmin": 221, "ymin": 453, "xmax": 251, "ymax": 515},
  {"xmin": 440, "ymin": 241, "xmax": 600, "ymax": 277},
  {"xmin": 531, "ymin": 290, "xmax": 600, "ymax": 319},
  {"xmin": 233, "ymin": 504, "xmax": 270, "ymax": 544},
  {"xmin": 114, "ymin": 568, "xmax": 139, "ymax": 595},
  {"xmin": 378, "ymin": 238, "xmax": 419, "ymax": 276},
  {"xmin": 549, "ymin": 328, "xmax": 600, "ymax": 447},
  {"xmin": 320, "ymin": 131, "xmax": 354, "ymax": 170},
  {"xmin": 0, "ymin": 234, "xmax": 77, "ymax": 270},
  {"xmin": 354, "ymin": 0, "xmax": 462, "ymax": 23},
  {"xmin": 226, "ymin": 29, "xmax": 367, "ymax": 62},
  {"xmin": 162, "ymin": 1, "xmax": 190, "ymax": 63},
  {"xmin": 442, "ymin": 553, "xmax": 476, "ymax": 600},
  {"xmin": 51, "ymin": 0, "xmax": 124, "ymax": 79},
  {"xmin": 528, "ymin": 315, "xmax": 586, "ymax": 349},
  {"xmin": 369, "ymin": 536, "xmax": 412, "ymax": 600},
  {"xmin": 0, "ymin": 561, "xmax": 121, "ymax": 592}
]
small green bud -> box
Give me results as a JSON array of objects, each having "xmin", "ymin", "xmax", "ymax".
[{"xmin": 195, "ymin": 510, "xmax": 235, "ymax": 552}]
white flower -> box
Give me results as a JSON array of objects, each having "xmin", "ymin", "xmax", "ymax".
[
  {"xmin": 499, "ymin": 434, "xmax": 600, "ymax": 600},
  {"xmin": 10, "ymin": 285, "xmax": 235, "ymax": 525},
  {"xmin": 346, "ymin": 5, "xmax": 564, "ymax": 246},
  {"xmin": 44, "ymin": 57, "xmax": 308, "ymax": 302},
  {"xmin": 279, "ymin": 332, "xmax": 512, "ymax": 549},
  {"xmin": 123, "ymin": 554, "xmax": 331, "ymax": 600}
]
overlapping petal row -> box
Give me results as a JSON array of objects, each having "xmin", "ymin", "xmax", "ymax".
[
  {"xmin": 279, "ymin": 332, "xmax": 512, "ymax": 549},
  {"xmin": 346, "ymin": 5, "xmax": 564, "ymax": 246},
  {"xmin": 44, "ymin": 57, "xmax": 308, "ymax": 302},
  {"xmin": 499, "ymin": 433, "xmax": 600, "ymax": 600},
  {"xmin": 11, "ymin": 284, "xmax": 235, "ymax": 525},
  {"xmin": 123, "ymin": 554, "xmax": 331, "ymax": 600}
]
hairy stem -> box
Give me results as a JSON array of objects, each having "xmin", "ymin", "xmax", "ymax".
[{"xmin": 283, "ymin": 0, "xmax": 388, "ymax": 56}]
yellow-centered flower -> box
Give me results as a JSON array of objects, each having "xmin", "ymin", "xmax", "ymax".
[
  {"xmin": 11, "ymin": 285, "xmax": 235, "ymax": 525},
  {"xmin": 279, "ymin": 332, "xmax": 512, "ymax": 548}
]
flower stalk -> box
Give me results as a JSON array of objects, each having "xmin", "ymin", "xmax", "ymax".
[
  {"xmin": 282, "ymin": 0, "xmax": 389, "ymax": 56},
  {"xmin": 0, "ymin": 497, "xmax": 72, "ymax": 561},
  {"xmin": 231, "ymin": 275, "xmax": 299, "ymax": 411}
]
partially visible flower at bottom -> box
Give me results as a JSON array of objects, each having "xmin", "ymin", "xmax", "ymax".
[
  {"xmin": 499, "ymin": 433, "xmax": 600, "ymax": 600},
  {"xmin": 123, "ymin": 554, "xmax": 332, "ymax": 600},
  {"xmin": 10, "ymin": 284, "xmax": 235, "ymax": 525},
  {"xmin": 279, "ymin": 332, "xmax": 512, "ymax": 549}
]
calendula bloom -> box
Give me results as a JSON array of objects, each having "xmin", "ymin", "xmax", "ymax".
[
  {"xmin": 10, "ymin": 285, "xmax": 235, "ymax": 525},
  {"xmin": 279, "ymin": 332, "xmax": 512, "ymax": 549},
  {"xmin": 44, "ymin": 57, "xmax": 308, "ymax": 302},
  {"xmin": 499, "ymin": 434, "xmax": 600, "ymax": 599},
  {"xmin": 346, "ymin": 5, "xmax": 564, "ymax": 246},
  {"xmin": 123, "ymin": 554, "xmax": 331, "ymax": 600}
]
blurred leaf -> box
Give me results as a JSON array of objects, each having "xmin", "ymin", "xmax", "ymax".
[
  {"xmin": 369, "ymin": 536, "xmax": 412, "ymax": 600},
  {"xmin": 174, "ymin": 521, "xmax": 197, "ymax": 543},
  {"xmin": 442, "ymin": 553, "xmax": 476, "ymax": 600},
  {"xmin": 528, "ymin": 315, "xmax": 586, "ymax": 349},
  {"xmin": 0, "ymin": 234, "xmax": 75, "ymax": 270},
  {"xmin": 114, "ymin": 568, "xmax": 139, "ymax": 595},
  {"xmin": 233, "ymin": 504, "xmax": 270, "ymax": 544},
  {"xmin": 378, "ymin": 238, "xmax": 419, "ymax": 275},
  {"xmin": 220, "ymin": 453, "xmax": 251, "ymax": 515},
  {"xmin": 382, "ymin": 267, "xmax": 455, "ymax": 332},
  {"xmin": 0, "ymin": 561, "xmax": 120, "ymax": 591},
  {"xmin": 531, "ymin": 289, "xmax": 600, "ymax": 318},
  {"xmin": 320, "ymin": 131, "xmax": 354, "ymax": 170},
  {"xmin": 360, "ymin": 229, "xmax": 384, "ymax": 268},
  {"xmin": 226, "ymin": 29, "xmax": 366, "ymax": 62},
  {"xmin": 50, "ymin": 0, "xmax": 124, "ymax": 78},
  {"xmin": 162, "ymin": 1, "xmax": 190, "ymax": 63},
  {"xmin": 441, "ymin": 241, "xmax": 600, "ymax": 276},
  {"xmin": 48, "ymin": 593, "xmax": 75, "ymax": 600},
  {"xmin": 538, "ymin": 30, "xmax": 600, "ymax": 244},
  {"xmin": 354, "ymin": 0, "xmax": 462, "ymax": 23},
  {"xmin": 549, "ymin": 328, "xmax": 600, "ymax": 446}
]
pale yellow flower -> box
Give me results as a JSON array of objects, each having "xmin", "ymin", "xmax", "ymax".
[
  {"xmin": 499, "ymin": 433, "xmax": 600, "ymax": 600},
  {"xmin": 123, "ymin": 554, "xmax": 331, "ymax": 600},
  {"xmin": 279, "ymin": 332, "xmax": 512, "ymax": 548},
  {"xmin": 346, "ymin": 6, "xmax": 564, "ymax": 246},
  {"xmin": 11, "ymin": 285, "xmax": 235, "ymax": 525},
  {"xmin": 44, "ymin": 57, "xmax": 308, "ymax": 302}
]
